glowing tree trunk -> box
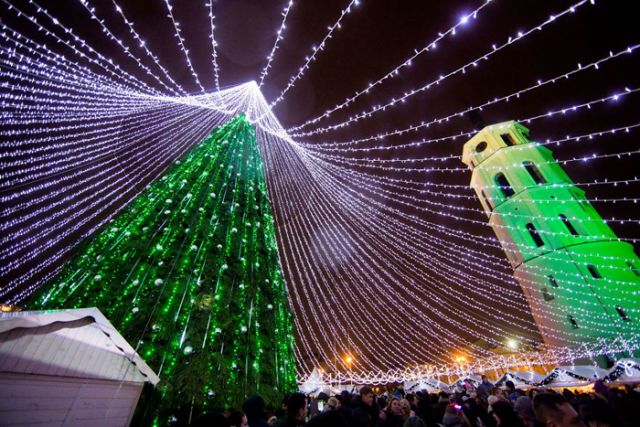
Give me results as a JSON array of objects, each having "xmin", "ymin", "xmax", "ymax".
[
  {"xmin": 30, "ymin": 115, "xmax": 298, "ymax": 421},
  {"xmin": 462, "ymin": 121, "xmax": 640, "ymax": 351}
]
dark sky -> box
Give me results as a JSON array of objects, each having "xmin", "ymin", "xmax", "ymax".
[{"xmin": 1, "ymin": 0, "xmax": 639, "ymax": 375}]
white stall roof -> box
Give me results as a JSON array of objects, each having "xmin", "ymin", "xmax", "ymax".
[
  {"xmin": 542, "ymin": 364, "xmax": 607, "ymax": 388},
  {"xmin": 500, "ymin": 370, "xmax": 547, "ymax": 387},
  {"xmin": 0, "ymin": 307, "xmax": 159, "ymax": 385},
  {"xmin": 608, "ymin": 358, "xmax": 640, "ymax": 383}
]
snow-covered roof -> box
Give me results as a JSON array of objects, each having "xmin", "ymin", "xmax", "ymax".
[
  {"xmin": 541, "ymin": 364, "xmax": 608, "ymax": 388},
  {"xmin": 405, "ymin": 378, "xmax": 450, "ymax": 393},
  {"xmin": 0, "ymin": 307, "xmax": 159, "ymax": 385},
  {"xmin": 607, "ymin": 358, "xmax": 640, "ymax": 383},
  {"xmin": 299, "ymin": 368, "xmax": 330, "ymax": 396},
  {"xmin": 496, "ymin": 370, "xmax": 546, "ymax": 387}
]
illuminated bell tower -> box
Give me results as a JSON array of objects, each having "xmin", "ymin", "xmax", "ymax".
[{"xmin": 462, "ymin": 120, "xmax": 640, "ymax": 349}]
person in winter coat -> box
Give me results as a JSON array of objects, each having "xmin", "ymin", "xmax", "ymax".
[
  {"xmin": 352, "ymin": 387, "xmax": 381, "ymax": 427},
  {"xmin": 243, "ymin": 396, "xmax": 271, "ymax": 427},
  {"xmin": 377, "ymin": 397, "xmax": 405, "ymax": 427}
]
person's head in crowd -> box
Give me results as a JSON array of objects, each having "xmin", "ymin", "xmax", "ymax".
[
  {"xmin": 287, "ymin": 393, "xmax": 308, "ymax": 421},
  {"xmin": 442, "ymin": 405, "xmax": 462, "ymax": 427},
  {"xmin": 387, "ymin": 397, "xmax": 403, "ymax": 417},
  {"xmin": 438, "ymin": 391, "xmax": 450, "ymax": 403},
  {"xmin": 360, "ymin": 386, "xmax": 375, "ymax": 407},
  {"xmin": 481, "ymin": 375, "xmax": 490, "ymax": 384},
  {"xmin": 533, "ymin": 392, "xmax": 586, "ymax": 427},
  {"xmin": 325, "ymin": 397, "xmax": 340, "ymax": 412},
  {"xmin": 578, "ymin": 398, "xmax": 622, "ymax": 427},
  {"xmin": 514, "ymin": 396, "xmax": 536, "ymax": 427},
  {"xmin": 228, "ymin": 411, "xmax": 249, "ymax": 427},
  {"xmin": 242, "ymin": 395, "xmax": 266, "ymax": 425},
  {"xmin": 488, "ymin": 395, "xmax": 500, "ymax": 412},
  {"xmin": 491, "ymin": 400, "xmax": 520, "ymax": 426},
  {"xmin": 399, "ymin": 398, "xmax": 412, "ymax": 419},
  {"xmin": 593, "ymin": 380, "xmax": 608, "ymax": 396},
  {"xmin": 405, "ymin": 393, "xmax": 417, "ymax": 407},
  {"xmin": 505, "ymin": 381, "xmax": 516, "ymax": 393}
]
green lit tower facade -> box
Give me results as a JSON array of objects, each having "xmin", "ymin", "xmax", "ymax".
[
  {"xmin": 30, "ymin": 115, "xmax": 298, "ymax": 421},
  {"xmin": 462, "ymin": 121, "xmax": 640, "ymax": 350}
]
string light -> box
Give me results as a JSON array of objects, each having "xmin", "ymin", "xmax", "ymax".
[
  {"xmin": 108, "ymin": 0, "xmax": 188, "ymax": 95},
  {"xmin": 2, "ymin": 0, "xmax": 164, "ymax": 96},
  {"xmin": 258, "ymin": 0, "xmax": 295, "ymax": 88},
  {"xmin": 269, "ymin": 0, "xmax": 361, "ymax": 108},
  {"xmin": 163, "ymin": 0, "xmax": 206, "ymax": 93},
  {"xmin": 206, "ymin": 0, "xmax": 221, "ymax": 91},
  {"xmin": 288, "ymin": 0, "xmax": 495, "ymax": 132}
]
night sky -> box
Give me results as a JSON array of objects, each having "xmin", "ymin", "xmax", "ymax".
[{"xmin": 1, "ymin": 0, "xmax": 639, "ymax": 375}]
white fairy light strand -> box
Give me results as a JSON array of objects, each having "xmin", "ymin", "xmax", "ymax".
[
  {"xmin": 258, "ymin": 0, "xmax": 295, "ymax": 88},
  {"xmin": 206, "ymin": 0, "xmax": 221, "ymax": 91},
  {"xmin": 291, "ymin": 0, "xmax": 592, "ymax": 137},
  {"xmin": 269, "ymin": 0, "xmax": 361, "ymax": 108},
  {"xmin": 162, "ymin": 0, "xmax": 206, "ymax": 93},
  {"xmin": 288, "ymin": 0, "xmax": 496, "ymax": 132}
]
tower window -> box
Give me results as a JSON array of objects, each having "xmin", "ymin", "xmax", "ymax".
[
  {"xmin": 475, "ymin": 141, "xmax": 488, "ymax": 153},
  {"xmin": 526, "ymin": 223, "xmax": 544, "ymax": 247},
  {"xmin": 568, "ymin": 315, "xmax": 579, "ymax": 329},
  {"xmin": 495, "ymin": 173, "xmax": 515, "ymax": 198},
  {"xmin": 547, "ymin": 275, "xmax": 559, "ymax": 288},
  {"xmin": 615, "ymin": 306, "xmax": 630, "ymax": 321},
  {"xmin": 541, "ymin": 287, "xmax": 555, "ymax": 301},
  {"xmin": 627, "ymin": 261, "xmax": 640, "ymax": 277},
  {"xmin": 500, "ymin": 133, "xmax": 516, "ymax": 146},
  {"xmin": 523, "ymin": 161, "xmax": 546, "ymax": 184},
  {"xmin": 559, "ymin": 214, "xmax": 579, "ymax": 236},
  {"xmin": 587, "ymin": 264, "xmax": 602, "ymax": 279}
]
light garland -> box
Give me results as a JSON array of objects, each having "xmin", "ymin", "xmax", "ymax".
[
  {"xmin": 163, "ymin": 0, "xmax": 206, "ymax": 93},
  {"xmin": 290, "ymin": 0, "xmax": 592, "ymax": 137},
  {"xmin": 268, "ymin": 0, "xmax": 361, "ymax": 108},
  {"xmin": 258, "ymin": 0, "xmax": 295, "ymax": 88},
  {"xmin": 287, "ymin": 0, "xmax": 495, "ymax": 132}
]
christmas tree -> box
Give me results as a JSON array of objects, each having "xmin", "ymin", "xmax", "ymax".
[{"xmin": 30, "ymin": 115, "xmax": 298, "ymax": 422}]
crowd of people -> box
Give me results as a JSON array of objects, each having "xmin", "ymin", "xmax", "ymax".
[{"xmin": 191, "ymin": 375, "xmax": 640, "ymax": 427}]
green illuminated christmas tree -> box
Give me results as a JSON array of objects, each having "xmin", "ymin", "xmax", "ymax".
[{"xmin": 30, "ymin": 115, "xmax": 298, "ymax": 422}]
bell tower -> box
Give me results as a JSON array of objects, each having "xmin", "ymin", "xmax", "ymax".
[{"xmin": 462, "ymin": 120, "xmax": 640, "ymax": 349}]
